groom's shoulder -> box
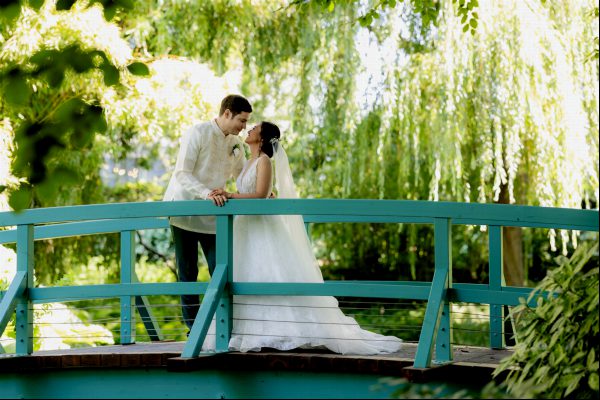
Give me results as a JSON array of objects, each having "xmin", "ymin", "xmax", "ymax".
[{"xmin": 186, "ymin": 120, "xmax": 213, "ymax": 136}]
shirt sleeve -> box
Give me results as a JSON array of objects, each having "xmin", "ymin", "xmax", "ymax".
[{"xmin": 173, "ymin": 126, "xmax": 212, "ymax": 200}]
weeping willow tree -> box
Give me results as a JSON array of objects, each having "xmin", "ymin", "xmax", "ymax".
[
  {"xmin": 2, "ymin": 0, "xmax": 597, "ymax": 285},
  {"xmin": 94, "ymin": 0, "xmax": 600, "ymax": 284},
  {"xmin": 283, "ymin": 0, "xmax": 599, "ymax": 284}
]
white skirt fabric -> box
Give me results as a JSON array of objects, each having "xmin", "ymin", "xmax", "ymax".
[{"xmin": 199, "ymin": 214, "xmax": 402, "ymax": 355}]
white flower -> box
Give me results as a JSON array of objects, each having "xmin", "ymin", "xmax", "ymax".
[{"xmin": 231, "ymin": 144, "xmax": 241, "ymax": 157}]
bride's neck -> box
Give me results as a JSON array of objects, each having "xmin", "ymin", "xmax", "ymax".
[{"xmin": 249, "ymin": 145, "xmax": 262, "ymax": 160}]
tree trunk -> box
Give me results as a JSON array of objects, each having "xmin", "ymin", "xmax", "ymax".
[
  {"xmin": 497, "ymin": 184, "xmax": 524, "ymax": 345},
  {"xmin": 497, "ymin": 184, "xmax": 524, "ymax": 287}
]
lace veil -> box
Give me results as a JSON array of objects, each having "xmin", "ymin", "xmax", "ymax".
[
  {"xmin": 272, "ymin": 143, "xmax": 323, "ymax": 278},
  {"xmin": 272, "ymin": 142, "xmax": 297, "ymax": 199}
]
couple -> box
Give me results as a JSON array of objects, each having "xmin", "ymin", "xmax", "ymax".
[{"xmin": 163, "ymin": 95, "xmax": 402, "ymax": 355}]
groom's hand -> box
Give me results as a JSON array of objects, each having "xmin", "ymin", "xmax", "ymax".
[{"xmin": 208, "ymin": 192, "xmax": 227, "ymax": 207}]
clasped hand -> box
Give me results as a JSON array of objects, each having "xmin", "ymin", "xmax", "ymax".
[
  {"xmin": 208, "ymin": 188, "xmax": 277, "ymax": 206},
  {"xmin": 208, "ymin": 188, "xmax": 230, "ymax": 206}
]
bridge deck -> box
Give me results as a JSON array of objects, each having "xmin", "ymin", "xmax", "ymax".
[{"xmin": 0, "ymin": 342, "xmax": 513, "ymax": 384}]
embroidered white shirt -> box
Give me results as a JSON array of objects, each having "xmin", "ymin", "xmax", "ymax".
[{"xmin": 163, "ymin": 119, "xmax": 245, "ymax": 233}]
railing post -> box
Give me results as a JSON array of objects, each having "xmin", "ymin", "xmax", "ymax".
[
  {"xmin": 435, "ymin": 220, "xmax": 453, "ymax": 364},
  {"xmin": 413, "ymin": 218, "xmax": 452, "ymax": 368},
  {"xmin": 489, "ymin": 225, "xmax": 505, "ymax": 349},
  {"xmin": 120, "ymin": 230, "xmax": 135, "ymax": 344},
  {"xmin": 215, "ymin": 215, "xmax": 233, "ymax": 352},
  {"xmin": 181, "ymin": 215, "xmax": 232, "ymax": 358},
  {"xmin": 15, "ymin": 224, "xmax": 33, "ymax": 355}
]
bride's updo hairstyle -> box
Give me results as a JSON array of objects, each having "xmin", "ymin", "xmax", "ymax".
[{"xmin": 260, "ymin": 121, "xmax": 281, "ymax": 158}]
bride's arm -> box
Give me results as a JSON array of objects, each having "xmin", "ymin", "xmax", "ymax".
[{"xmin": 228, "ymin": 157, "xmax": 272, "ymax": 199}]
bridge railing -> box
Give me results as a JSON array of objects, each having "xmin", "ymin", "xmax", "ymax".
[{"xmin": 0, "ymin": 200, "xmax": 598, "ymax": 368}]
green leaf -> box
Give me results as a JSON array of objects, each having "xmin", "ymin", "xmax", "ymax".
[
  {"xmin": 8, "ymin": 186, "xmax": 32, "ymax": 211},
  {"xmin": 67, "ymin": 48, "xmax": 95, "ymax": 73},
  {"xmin": 0, "ymin": 2, "xmax": 21, "ymax": 24},
  {"xmin": 588, "ymin": 348, "xmax": 596, "ymax": 369},
  {"xmin": 35, "ymin": 179, "xmax": 58, "ymax": 200},
  {"xmin": 327, "ymin": 1, "xmax": 334, "ymax": 12},
  {"xmin": 101, "ymin": 64, "xmax": 120, "ymax": 86},
  {"xmin": 55, "ymin": 0, "xmax": 77, "ymax": 11},
  {"xmin": 28, "ymin": 0, "xmax": 44, "ymax": 10},
  {"xmin": 3, "ymin": 74, "xmax": 31, "ymax": 106},
  {"xmin": 470, "ymin": 18, "xmax": 478, "ymax": 28},
  {"xmin": 30, "ymin": 49, "xmax": 58, "ymax": 68},
  {"xmin": 53, "ymin": 166, "xmax": 79, "ymax": 184},
  {"xmin": 589, "ymin": 373, "xmax": 599, "ymax": 391},
  {"xmin": 127, "ymin": 62, "xmax": 150, "ymax": 76},
  {"xmin": 564, "ymin": 374, "xmax": 583, "ymax": 396},
  {"xmin": 103, "ymin": 4, "xmax": 118, "ymax": 20},
  {"xmin": 45, "ymin": 67, "xmax": 65, "ymax": 88},
  {"xmin": 0, "ymin": 185, "xmax": 6, "ymax": 194}
]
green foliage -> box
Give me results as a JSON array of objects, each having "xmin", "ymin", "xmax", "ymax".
[
  {"xmin": 451, "ymin": 0, "xmax": 478, "ymax": 34},
  {"xmin": 483, "ymin": 243, "xmax": 599, "ymax": 399},
  {"xmin": 1, "ymin": 0, "xmax": 598, "ymax": 353},
  {"xmin": 0, "ymin": 0, "xmax": 142, "ymax": 211}
]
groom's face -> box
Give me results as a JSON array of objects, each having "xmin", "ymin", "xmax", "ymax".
[{"xmin": 223, "ymin": 110, "xmax": 250, "ymax": 135}]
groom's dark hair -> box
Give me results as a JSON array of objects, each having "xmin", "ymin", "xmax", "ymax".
[{"xmin": 219, "ymin": 94, "xmax": 252, "ymax": 117}]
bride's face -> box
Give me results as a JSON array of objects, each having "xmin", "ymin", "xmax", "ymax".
[{"xmin": 245, "ymin": 123, "xmax": 262, "ymax": 145}]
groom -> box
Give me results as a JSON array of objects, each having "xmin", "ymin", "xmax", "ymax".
[{"xmin": 163, "ymin": 94, "xmax": 252, "ymax": 331}]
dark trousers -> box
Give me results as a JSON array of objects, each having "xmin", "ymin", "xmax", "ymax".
[{"xmin": 171, "ymin": 225, "xmax": 216, "ymax": 330}]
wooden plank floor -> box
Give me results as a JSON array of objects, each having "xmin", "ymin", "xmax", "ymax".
[{"xmin": 0, "ymin": 342, "xmax": 513, "ymax": 384}]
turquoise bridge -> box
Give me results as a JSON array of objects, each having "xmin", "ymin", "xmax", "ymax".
[{"xmin": 0, "ymin": 200, "xmax": 598, "ymax": 398}]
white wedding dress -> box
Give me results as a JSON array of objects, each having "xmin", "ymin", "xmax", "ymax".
[{"xmin": 200, "ymin": 147, "xmax": 402, "ymax": 355}]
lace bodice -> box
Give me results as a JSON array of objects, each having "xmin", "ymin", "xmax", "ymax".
[{"xmin": 236, "ymin": 155, "xmax": 272, "ymax": 196}]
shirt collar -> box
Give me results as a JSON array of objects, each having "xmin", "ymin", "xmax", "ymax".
[{"xmin": 211, "ymin": 118, "xmax": 227, "ymax": 138}]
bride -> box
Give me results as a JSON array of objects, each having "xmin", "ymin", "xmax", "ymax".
[{"xmin": 206, "ymin": 121, "xmax": 402, "ymax": 355}]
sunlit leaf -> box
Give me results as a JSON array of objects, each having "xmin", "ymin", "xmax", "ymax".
[{"xmin": 127, "ymin": 62, "xmax": 150, "ymax": 76}]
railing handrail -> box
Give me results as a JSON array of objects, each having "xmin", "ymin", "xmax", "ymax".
[
  {"xmin": 0, "ymin": 199, "xmax": 598, "ymax": 368},
  {"xmin": 0, "ymin": 199, "xmax": 597, "ymax": 231}
]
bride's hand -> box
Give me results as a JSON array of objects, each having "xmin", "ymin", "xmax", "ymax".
[
  {"xmin": 208, "ymin": 192, "xmax": 228, "ymax": 206},
  {"xmin": 210, "ymin": 188, "xmax": 228, "ymax": 197}
]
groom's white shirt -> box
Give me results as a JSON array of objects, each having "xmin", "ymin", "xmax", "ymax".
[{"xmin": 164, "ymin": 119, "xmax": 245, "ymax": 234}]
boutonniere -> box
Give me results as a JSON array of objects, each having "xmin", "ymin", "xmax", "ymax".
[{"xmin": 231, "ymin": 143, "xmax": 241, "ymax": 157}]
